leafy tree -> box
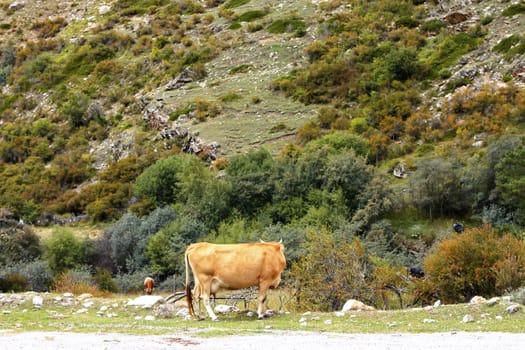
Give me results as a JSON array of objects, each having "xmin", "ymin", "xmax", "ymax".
[
  {"xmin": 133, "ymin": 155, "xmax": 187, "ymax": 207},
  {"xmin": 43, "ymin": 228, "xmax": 89, "ymax": 274},
  {"xmin": 291, "ymin": 228, "xmax": 372, "ymax": 311},
  {"xmin": 495, "ymin": 142, "xmax": 525, "ymax": 225},
  {"xmin": 146, "ymin": 215, "xmax": 207, "ymax": 279},
  {"xmin": 59, "ymin": 92, "xmax": 90, "ymax": 128},
  {"xmin": 225, "ymin": 148, "xmax": 275, "ymax": 215},
  {"xmin": 409, "ymin": 157, "xmax": 469, "ymax": 219},
  {"xmin": 108, "ymin": 206, "xmax": 176, "ymax": 273},
  {"xmin": 175, "ymin": 155, "xmax": 231, "ymax": 228},
  {"xmin": 372, "ymin": 45, "xmax": 420, "ymax": 85},
  {"xmin": 322, "ymin": 150, "xmax": 373, "ymax": 212},
  {"xmin": 351, "ymin": 175, "xmax": 395, "ymax": 235}
]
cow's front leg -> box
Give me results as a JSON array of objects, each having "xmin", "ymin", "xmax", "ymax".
[{"xmin": 203, "ymin": 294, "xmax": 219, "ymax": 321}]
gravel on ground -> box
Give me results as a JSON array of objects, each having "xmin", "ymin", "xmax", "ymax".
[{"xmin": 1, "ymin": 331, "xmax": 524, "ymax": 350}]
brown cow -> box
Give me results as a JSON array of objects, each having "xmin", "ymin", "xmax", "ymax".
[
  {"xmin": 144, "ymin": 277, "xmax": 155, "ymax": 295},
  {"xmin": 185, "ymin": 241, "xmax": 286, "ymax": 321}
]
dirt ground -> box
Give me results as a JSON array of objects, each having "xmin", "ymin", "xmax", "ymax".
[{"xmin": 1, "ymin": 331, "xmax": 524, "ymax": 350}]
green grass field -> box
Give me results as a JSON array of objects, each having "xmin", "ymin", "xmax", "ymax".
[{"xmin": 1, "ymin": 293, "xmax": 524, "ymax": 336}]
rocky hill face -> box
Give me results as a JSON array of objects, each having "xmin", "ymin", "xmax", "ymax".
[{"xmin": 1, "ymin": 0, "xmax": 524, "ymax": 222}]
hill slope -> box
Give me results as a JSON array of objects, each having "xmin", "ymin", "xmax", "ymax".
[{"xmin": 1, "ymin": 0, "xmax": 525, "ymax": 223}]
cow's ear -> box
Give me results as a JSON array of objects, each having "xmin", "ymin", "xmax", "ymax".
[
  {"xmin": 279, "ymin": 238, "xmax": 282, "ymax": 244},
  {"xmin": 260, "ymin": 239, "xmax": 266, "ymax": 243}
]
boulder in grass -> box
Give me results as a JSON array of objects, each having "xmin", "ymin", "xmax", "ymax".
[{"xmin": 127, "ymin": 295, "xmax": 164, "ymax": 308}]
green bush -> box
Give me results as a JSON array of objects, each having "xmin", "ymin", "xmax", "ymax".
[
  {"xmin": 116, "ymin": 0, "xmax": 170, "ymax": 16},
  {"xmin": 93, "ymin": 267, "xmax": 118, "ymax": 293},
  {"xmin": 493, "ymin": 34, "xmax": 521, "ymax": 54},
  {"xmin": 502, "ymin": 3, "xmax": 525, "ymax": 17},
  {"xmin": 223, "ymin": 0, "xmax": 250, "ymax": 9},
  {"xmin": 420, "ymin": 19, "xmax": 447, "ymax": 33},
  {"xmin": 395, "ymin": 16, "xmax": 419, "ymax": 28},
  {"xmin": 267, "ymin": 19, "xmax": 306, "ymax": 37},
  {"xmin": 43, "ymin": 228, "xmax": 89, "ymax": 274},
  {"xmin": 425, "ymin": 32, "xmax": 481, "ymax": 77}
]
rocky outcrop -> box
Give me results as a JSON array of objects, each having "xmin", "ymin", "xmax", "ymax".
[{"xmin": 166, "ymin": 67, "xmax": 205, "ymax": 91}]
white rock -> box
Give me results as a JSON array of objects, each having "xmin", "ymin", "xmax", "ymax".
[
  {"xmin": 98, "ymin": 5, "xmax": 111, "ymax": 15},
  {"xmin": 99, "ymin": 306, "xmax": 108, "ymax": 312},
  {"xmin": 334, "ymin": 311, "xmax": 345, "ymax": 317},
  {"xmin": 144, "ymin": 315, "xmax": 155, "ymax": 321},
  {"xmin": 176, "ymin": 309, "xmax": 189, "ymax": 317},
  {"xmin": 470, "ymin": 296, "xmax": 486, "ymax": 304},
  {"xmin": 32, "ymin": 296, "xmax": 44, "ymax": 308},
  {"xmin": 76, "ymin": 308, "xmax": 88, "ymax": 314},
  {"xmin": 506, "ymin": 304, "xmax": 522, "ymax": 313},
  {"xmin": 299, "ymin": 317, "xmax": 307, "ymax": 323},
  {"xmin": 135, "ymin": 316, "xmax": 143, "ymax": 320},
  {"xmin": 324, "ymin": 319, "xmax": 332, "ymax": 325},
  {"xmin": 486, "ymin": 297, "xmax": 500, "ymax": 306},
  {"xmin": 433, "ymin": 300, "xmax": 441, "ymax": 308},
  {"xmin": 302, "ymin": 311, "xmax": 312, "ymax": 316},
  {"xmin": 83, "ymin": 301, "xmax": 94, "ymax": 308},
  {"xmin": 63, "ymin": 293, "xmax": 74, "ymax": 298},
  {"xmin": 462, "ymin": 314, "xmax": 475, "ymax": 323},
  {"xmin": 423, "ymin": 318, "xmax": 437, "ymax": 323},
  {"xmin": 126, "ymin": 295, "xmax": 164, "ymax": 308},
  {"xmin": 214, "ymin": 304, "xmax": 239, "ymax": 314},
  {"xmin": 502, "ymin": 296, "xmax": 513, "ymax": 303},
  {"xmin": 8, "ymin": 2, "xmax": 25, "ymax": 10},
  {"xmin": 246, "ymin": 311, "xmax": 254, "ymax": 317},
  {"xmin": 495, "ymin": 315, "xmax": 503, "ymax": 320}
]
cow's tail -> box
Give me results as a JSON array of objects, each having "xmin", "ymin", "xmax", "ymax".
[{"xmin": 185, "ymin": 248, "xmax": 195, "ymax": 317}]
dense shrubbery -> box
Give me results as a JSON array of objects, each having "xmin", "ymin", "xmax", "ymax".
[
  {"xmin": 422, "ymin": 225, "xmax": 525, "ymax": 303},
  {"xmin": 292, "ymin": 229, "xmax": 371, "ymax": 311}
]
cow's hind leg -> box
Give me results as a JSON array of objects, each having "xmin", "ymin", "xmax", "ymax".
[{"xmin": 192, "ymin": 283, "xmax": 206, "ymax": 320}]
